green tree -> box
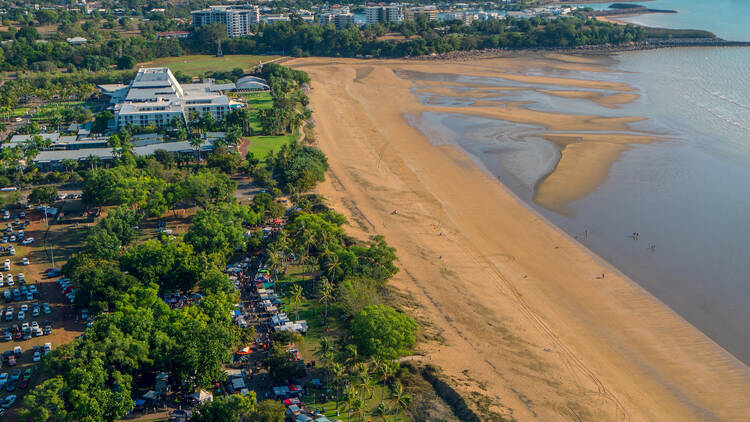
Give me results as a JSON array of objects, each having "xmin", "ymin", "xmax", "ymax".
[
  {"xmin": 19, "ymin": 376, "xmax": 68, "ymax": 421},
  {"xmin": 116, "ymin": 55, "xmax": 137, "ymax": 70},
  {"xmin": 257, "ymin": 400, "xmax": 286, "ymax": 422},
  {"xmin": 289, "ymin": 283, "xmax": 304, "ymax": 321},
  {"xmin": 192, "ymin": 392, "xmax": 257, "ymax": 422},
  {"xmin": 28, "ymin": 185, "xmax": 58, "ymax": 205},
  {"xmin": 350, "ymin": 305, "xmax": 417, "ymax": 360},
  {"xmin": 121, "ymin": 239, "xmax": 203, "ymax": 292},
  {"xmin": 319, "ymin": 278, "xmax": 334, "ymax": 325},
  {"xmin": 92, "ymin": 111, "xmax": 114, "ymax": 134}
]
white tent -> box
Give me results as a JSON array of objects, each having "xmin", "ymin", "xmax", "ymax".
[{"xmin": 190, "ymin": 389, "xmax": 213, "ymax": 404}]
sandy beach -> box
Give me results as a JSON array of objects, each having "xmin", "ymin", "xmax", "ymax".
[{"xmin": 289, "ymin": 55, "xmax": 750, "ymax": 421}]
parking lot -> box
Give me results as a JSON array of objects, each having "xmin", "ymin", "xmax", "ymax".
[{"xmin": 0, "ymin": 198, "xmax": 87, "ymax": 417}]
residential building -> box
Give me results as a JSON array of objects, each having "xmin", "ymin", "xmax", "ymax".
[
  {"xmin": 318, "ymin": 12, "xmax": 355, "ymax": 30},
  {"xmin": 404, "ymin": 5, "xmax": 438, "ymax": 21},
  {"xmin": 191, "ymin": 5, "xmax": 260, "ymax": 38},
  {"xmin": 365, "ymin": 5, "xmax": 403, "ymax": 25}
]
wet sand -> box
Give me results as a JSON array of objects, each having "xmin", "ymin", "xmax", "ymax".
[{"xmin": 289, "ymin": 55, "xmax": 750, "ymax": 421}]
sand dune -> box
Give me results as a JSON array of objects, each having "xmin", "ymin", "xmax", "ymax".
[{"xmin": 290, "ymin": 56, "xmax": 750, "ymax": 421}]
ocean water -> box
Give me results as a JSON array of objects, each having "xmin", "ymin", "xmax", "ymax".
[
  {"xmin": 575, "ymin": 0, "xmax": 750, "ymax": 41},
  {"xmin": 405, "ymin": 46, "xmax": 750, "ymax": 364},
  {"xmin": 546, "ymin": 47, "xmax": 750, "ymax": 364}
]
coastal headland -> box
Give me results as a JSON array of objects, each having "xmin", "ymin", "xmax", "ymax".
[{"xmin": 290, "ymin": 55, "xmax": 750, "ymax": 421}]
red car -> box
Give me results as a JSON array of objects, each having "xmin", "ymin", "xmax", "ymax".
[
  {"xmin": 19, "ymin": 379, "xmax": 29, "ymax": 389},
  {"xmin": 7, "ymin": 355, "xmax": 16, "ymax": 366}
]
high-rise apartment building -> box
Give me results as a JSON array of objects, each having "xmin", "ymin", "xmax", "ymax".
[
  {"xmin": 191, "ymin": 5, "xmax": 260, "ymax": 38},
  {"xmin": 365, "ymin": 5, "xmax": 403, "ymax": 25}
]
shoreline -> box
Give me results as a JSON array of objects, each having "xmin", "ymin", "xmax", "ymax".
[
  {"xmin": 406, "ymin": 39, "xmax": 750, "ymax": 62},
  {"xmin": 290, "ymin": 55, "xmax": 750, "ymax": 421}
]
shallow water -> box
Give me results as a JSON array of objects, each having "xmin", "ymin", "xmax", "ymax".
[
  {"xmin": 405, "ymin": 46, "xmax": 750, "ymax": 364},
  {"xmin": 574, "ymin": 0, "xmax": 750, "ymax": 41}
]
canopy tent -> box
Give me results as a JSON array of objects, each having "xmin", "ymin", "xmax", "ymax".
[
  {"xmin": 142, "ymin": 390, "xmax": 159, "ymax": 401},
  {"xmin": 189, "ymin": 389, "xmax": 213, "ymax": 404}
]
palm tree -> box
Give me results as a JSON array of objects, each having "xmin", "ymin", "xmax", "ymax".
[
  {"xmin": 391, "ymin": 382, "xmax": 411, "ymax": 422},
  {"xmin": 316, "ymin": 336, "xmax": 333, "ymax": 370},
  {"xmin": 319, "ymin": 279, "xmax": 334, "ymax": 325},
  {"xmin": 324, "ymin": 252, "xmax": 341, "ymax": 282},
  {"xmin": 61, "ymin": 159, "xmax": 78, "ymax": 174},
  {"xmin": 374, "ymin": 403, "xmax": 389, "ymax": 422},
  {"xmin": 290, "ymin": 283, "xmax": 304, "ymax": 321},
  {"xmin": 265, "ymin": 245, "xmax": 282, "ymax": 281},
  {"xmin": 331, "ymin": 362, "xmax": 345, "ymax": 411},
  {"xmin": 357, "ymin": 372, "xmax": 375, "ymax": 421},
  {"xmin": 378, "ymin": 362, "xmax": 396, "ymax": 405},
  {"xmin": 188, "ymin": 134, "xmax": 203, "ymax": 161}
]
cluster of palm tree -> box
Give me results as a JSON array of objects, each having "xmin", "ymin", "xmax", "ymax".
[{"xmin": 316, "ymin": 339, "xmax": 411, "ymax": 422}]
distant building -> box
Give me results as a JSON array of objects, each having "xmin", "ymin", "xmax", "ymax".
[
  {"xmin": 318, "ymin": 12, "xmax": 355, "ymax": 30},
  {"xmin": 444, "ymin": 11, "xmax": 476, "ymax": 25},
  {"xmin": 156, "ymin": 30, "xmax": 190, "ymax": 39},
  {"xmin": 99, "ymin": 67, "xmax": 232, "ymax": 129},
  {"xmin": 235, "ymin": 75, "xmax": 270, "ymax": 92},
  {"xmin": 191, "ymin": 5, "xmax": 260, "ymax": 38},
  {"xmin": 365, "ymin": 5, "xmax": 402, "ymax": 25},
  {"xmin": 33, "ymin": 139, "xmax": 216, "ymax": 171},
  {"xmin": 404, "ymin": 6, "xmax": 438, "ymax": 21},
  {"xmin": 66, "ymin": 36, "xmax": 87, "ymax": 45}
]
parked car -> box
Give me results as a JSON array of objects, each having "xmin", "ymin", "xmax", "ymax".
[
  {"xmin": 81, "ymin": 309, "xmax": 88, "ymax": 320},
  {"xmin": 32, "ymin": 351, "xmax": 40, "ymax": 362},
  {"xmin": 3, "ymin": 260, "xmax": 9, "ymax": 271},
  {"xmin": 23, "ymin": 368, "xmax": 32, "ymax": 380},
  {"xmin": 21, "ymin": 238, "xmax": 33, "ymax": 245},
  {"xmin": 1, "ymin": 394, "xmax": 15, "ymax": 408},
  {"xmin": 0, "ymin": 372, "xmax": 7, "ymax": 387},
  {"xmin": 7, "ymin": 355, "xmax": 16, "ymax": 366},
  {"xmin": 43, "ymin": 342, "xmax": 51, "ymax": 353},
  {"xmin": 21, "ymin": 258, "xmax": 29, "ymax": 265},
  {"xmin": 16, "ymin": 311, "xmax": 23, "ymax": 321},
  {"xmin": 13, "ymin": 346, "xmax": 21, "ymax": 357}
]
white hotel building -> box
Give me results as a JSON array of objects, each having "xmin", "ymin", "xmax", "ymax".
[{"xmin": 99, "ymin": 67, "xmax": 233, "ymax": 129}]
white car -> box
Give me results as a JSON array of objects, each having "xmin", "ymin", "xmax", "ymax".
[
  {"xmin": 21, "ymin": 258, "xmax": 29, "ymax": 265},
  {"xmin": 8, "ymin": 236, "xmax": 15, "ymax": 242},
  {"xmin": 21, "ymin": 237, "xmax": 34, "ymax": 245},
  {"xmin": 32, "ymin": 307, "xmax": 40, "ymax": 317},
  {"xmin": 3, "ymin": 260, "xmax": 9, "ymax": 271},
  {"xmin": 5, "ymin": 274, "xmax": 11, "ymax": 284},
  {"xmin": 44, "ymin": 342, "xmax": 52, "ymax": 353},
  {"xmin": 17, "ymin": 311, "xmax": 24, "ymax": 321}
]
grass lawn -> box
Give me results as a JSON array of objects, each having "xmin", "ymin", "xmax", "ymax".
[
  {"xmin": 302, "ymin": 384, "xmax": 411, "ymax": 422},
  {"xmin": 238, "ymin": 92, "xmax": 296, "ymax": 158},
  {"xmin": 140, "ymin": 55, "xmax": 280, "ymax": 77},
  {"xmin": 245, "ymin": 135, "xmax": 296, "ymax": 158},
  {"xmin": 32, "ymin": 101, "xmax": 96, "ymax": 121}
]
